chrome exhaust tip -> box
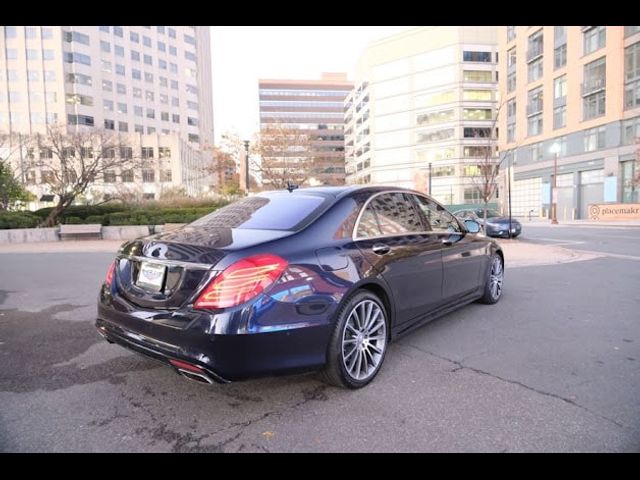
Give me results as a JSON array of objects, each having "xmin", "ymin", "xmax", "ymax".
[{"xmin": 176, "ymin": 368, "xmax": 215, "ymax": 385}]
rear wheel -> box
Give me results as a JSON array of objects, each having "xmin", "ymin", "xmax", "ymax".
[
  {"xmin": 321, "ymin": 290, "xmax": 388, "ymax": 389},
  {"xmin": 479, "ymin": 254, "xmax": 504, "ymax": 304}
]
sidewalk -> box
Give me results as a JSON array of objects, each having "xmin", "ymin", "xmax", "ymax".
[
  {"xmin": 516, "ymin": 218, "xmax": 640, "ymax": 228},
  {"xmin": 0, "ymin": 240, "xmax": 123, "ymax": 254}
]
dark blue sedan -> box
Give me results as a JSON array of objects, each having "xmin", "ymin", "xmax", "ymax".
[
  {"xmin": 96, "ymin": 186, "xmax": 504, "ymax": 389},
  {"xmin": 453, "ymin": 208, "xmax": 522, "ymax": 239}
]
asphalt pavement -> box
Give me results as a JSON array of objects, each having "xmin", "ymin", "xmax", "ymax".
[{"xmin": 0, "ymin": 229, "xmax": 639, "ymax": 452}]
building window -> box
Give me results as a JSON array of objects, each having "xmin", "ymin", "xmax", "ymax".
[
  {"xmin": 584, "ymin": 26, "xmax": 606, "ymax": 55},
  {"xmin": 583, "ymin": 57, "xmax": 606, "ymax": 119},
  {"xmin": 527, "ymin": 115, "xmax": 543, "ymax": 136},
  {"xmin": 554, "ymin": 26, "xmax": 566, "ymax": 40},
  {"xmin": 168, "ymin": 28, "xmax": 176, "ymax": 39},
  {"xmin": 528, "ymin": 57, "xmax": 543, "ymax": 83},
  {"xmin": 554, "ymin": 106, "xmax": 566, "ymax": 129},
  {"xmin": 114, "ymin": 45, "xmax": 124, "ymax": 57},
  {"xmin": 120, "ymin": 147, "xmax": 133, "ymax": 159},
  {"xmin": 463, "ymin": 70, "xmax": 492, "ymax": 82},
  {"xmin": 134, "ymin": 125, "xmax": 144, "ymax": 134},
  {"xmin": 161, "ymin": 170, "xmax": 172, "ymax": 182},
  {"xmin": 143, "ymin": 36, "xmax": 151, "ymax": 47},
  {"xmin": 144, "ymin": 54, "xmax": 152, "ymax": 65},
  {"xmin": 64, "ymin": 52, "xmax": 91, "ymax": 65},
  {"xmin": 554, "ymin": 75, "xmax": 567, "ymax": 102},
  {"xmin": 184, "ymin": 34, "xmax": 196, "ymax": 45},
  {"xmin": 625, "ymin": 26, "xmax": 640, "ymax": 37},
  {"xmin": 507, "ymin": 98, "xmax": 516, "ymax": 119},
  {"xmin": 103, "ymin": 171, "xmax": 116, "ymax": 183},
  {"xmin": 63, "ymin": 30, "xmax": 90, "ymax": 45},
  {"xmin": 187, "ymin": 116, "xmax": 199, "ymax": 127},
  {"xmin": 159, "ymin": 77, "xmax": 168, "ymax": 87},
  {"xmin": 67, "ymin": 114, "xmax": 94, "ymax": 126},
  {"xmin": 104, "ymin": 119, "xmax": 115, "ymax": 130},
  {"xmin": 463, "ymin": 127, "xmax": 492, "ymax": 138},
  {"xmin": 146, "ymin": 108, "xmax": 155, "ymax": 119},
  {"xmin": 169, "ymin": 46, "xmax": 177, "ymax": 56},
  {"xmin": 188, "ymin": 134, "xmax": 200, "ymax": 143},
  {"xmin": 146, "ymin": 90, "xmax": 154, "ymax": 101},
  {"xmin": 101, "ymin": 60, "xmax": 112, "ymax": 72},
  {"xmin": 130, "ymin": 31, "xmax": 139, "ymax": 43},
  {"xmin": 117, "ymin": 83, "xmax": 126, "ymax": 95},
  {"xmin": 147, "ymin": 127, "xmax": 156, "ymax": 134},
  {"xmin": 172, "ymin": 114, "xmax": 180, "ymax": 123},
  {"xmin": 158, "ymin": 41, "xmax": 166, "ymax": 52},
  {"xmin": 99, "ymin": 26, "xmax": 109, "ymax": 33},
  {"xmin": 121, "ymin": 170, "xmax": 134, "ymax": 183},
  {"xmin": 145, "ymin": 72, "xmax": 153, "ymax": 83},
  {"xmin": 527, "ymin": 29, "xmax": 543, "ymax": 63},
  {"xmin": 66, "ymin": 93, "xmax": 93, "ymax": 106},
  {"xmin": 507, "ymin": 26, "xmax": 516, "ymax": 42},
  {"xmin": 115, "ymin": 64, "xmax": 125, "ymax": 76},
  {"xmin": 624, "ymin": 42, "xmax": 640, "ymax": 110},
  {"xmin": 507, "ymin": 72, "xmax": 516, "ymax": 93},
  {"xmin": 554, "ymin": 44, "xmax": 567, "ymax": 70},
  {"xmin": 103, "ymin": 99, "xmax": 114, "ymax": 111},
  {"xmin": 584, "ymin": 126, "xmax": 606, "ymax": 152},
  {"xmin": 117, "ymin": 103, "xmax": 127, "ymax": 114},
  {"xmin": 119, "ymin": 121, "xmax": 128, "ymax": 132},
  {"xmin": 113, "ymin": 26, "xmax": 123, "ymax": 37},
  {"xmin": 142, "ymin": 170, "xmax": 155, "ymax": 183},
  {"xmin": 131, "ymin": 50, "xmax": 140, "ymax": 62},
  {"xmin": 507, "ymin": 123, "xmax": 516, "ymax": 143},
  {"xmin": 159, "ymin": 147, "xmax": 171, "ymax": 158},
  {"xmin": 507, "ymin": 48, "xmax": 517, "ymax": 68},
  {"xmin": 141, "ymin": 147, "xmax": 154, "ymax": 159},
  {"xmin": 134, "ymin": 106, "xmax": 143, "ymax": 117},
  {"xmin": 170, "ymin": 80, "xmax": 178, "ymax": 90},
  {"xmin": 462, "ymin": 90, "xmax": 491, "ymax": 101},
  {"xmin": 132, "ymin": 69, "xmax": 141, "ymax": 80},
  {"xmin": 416, "ymin": 109, "xmax": 455, "ymax": 126},
  {"xmin": 463, "ymin": 108, "xmax": 493, "ymax": 120},
  {"xmin": 100, "ymin": 40, "xmax": 111, "ymax": 53},
  {"xmin": 530, "ymin": 143, "xmax": 543, "ymax": 162},
  {"xmin": 42, "ymin": 28, "xmax": 53, "ymax": 39},
  {"xmin": 157, "ymin": 26, "xmax": 166, "ymax": 34},
  {"xmin": 463, "ymin": 51, "xmax": 492, "ymax": 62}
]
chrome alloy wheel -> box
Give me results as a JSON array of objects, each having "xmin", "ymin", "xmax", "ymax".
[
  {"xmin": 489, "ymin": 257, "xmax": 504, "ymax": 300},
  {"xmin": 341, "ymin": 299, "xmax": 387, "ymax": 381}
]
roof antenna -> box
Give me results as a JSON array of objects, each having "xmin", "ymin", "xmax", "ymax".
[{"xmin": 286, "ymin": 181, "xmax": 299, "ymax": 193}]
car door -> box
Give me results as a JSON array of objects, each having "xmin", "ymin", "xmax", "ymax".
[
  {"xmin": 354, "ymin": 192, "xmax": 444, "ymax": 326},
  {"xmin": 411, "ymin": 195, "xmax": 485, "ymax": 301}
]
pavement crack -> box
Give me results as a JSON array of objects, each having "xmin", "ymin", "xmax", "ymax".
[{"xmin": 403, "ymin": 343, "xmax": 625, "ymax": 430}]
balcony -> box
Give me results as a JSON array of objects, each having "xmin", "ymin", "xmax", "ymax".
[
  {"xmin": 526, "ymin": 45, "xmax": 543, "ymax": 63},
  {"xmin": 581, "ymin": 77, "xmax": 606, "ymax": 97},
  {"xmin": 526, "ymin": 101, "xmax": 543, "ymax": 116}
]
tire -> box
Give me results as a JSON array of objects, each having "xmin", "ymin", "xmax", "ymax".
[
  {"xmin": 320, "ymin": 290, "xmax": 389, "ymax": 389},
  {"xmin": 479, "ymin": 254, "xmax": 504, "ymax": 304}
]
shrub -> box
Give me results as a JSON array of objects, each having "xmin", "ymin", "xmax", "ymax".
[
  {"xmin": 84, "ymin": 215, "xmax": 107, "ymax": 225},
  {"xmin": 64, "ymin": 216, "xmax": 83, "ymax": 224},
  {"xmin": 0, "ymin": 212, "xmax": 41, "ymax": 229}
]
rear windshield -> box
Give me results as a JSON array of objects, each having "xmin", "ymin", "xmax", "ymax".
[{"xmin": 190, "ymin": 194, "xmax": 329, "ymax": 231}]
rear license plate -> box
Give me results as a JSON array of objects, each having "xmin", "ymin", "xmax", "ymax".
[{"xmin": 137, "ymin": 262, "xmax": 166, "ymax": 291}]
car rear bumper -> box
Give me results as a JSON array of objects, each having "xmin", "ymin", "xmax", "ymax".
[
  {"xmin": 96, "ymin": 301, "xmax": 333, "ymax": 383},
  {"xmin": 486, "ymin": 224, "xmax": 522, "ymax": 237}
]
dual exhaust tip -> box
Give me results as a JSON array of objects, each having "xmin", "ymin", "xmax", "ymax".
[{"xmin": 169, "ymin": 358, "xmax": 217, "ymax": 385}]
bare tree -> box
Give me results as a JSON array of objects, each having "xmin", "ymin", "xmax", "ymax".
[
  {"xmin": 26, "ymin": 124, "xmax": 141, "ymax": 227},
  {"xmin": 252, "ymin": 122, "xmax": 314, "ymax": 190},
  {"xmin": 468, "ymin": 101, "xmax": 504, "ymax": 222}
]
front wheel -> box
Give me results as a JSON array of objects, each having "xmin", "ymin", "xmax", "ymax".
[
  {"xmin": 479, "ymin": 254, "xmax": 504, "ymax": 304},
  {"xmin": 321, "ymin": 290, "xmax": 388, "ymax": 389}
]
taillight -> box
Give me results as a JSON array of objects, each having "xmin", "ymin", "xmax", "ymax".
[
  {"xmin": 194, "ymin": 254, "xmax": 288, "ymax": 309},
  {"xmin": 105, "ymin": 261, "xmax": 116, "ymax": 286}
]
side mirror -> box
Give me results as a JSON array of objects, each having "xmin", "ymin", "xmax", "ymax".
[{"xmin": 464, "ymin": 219, "xmax": 481, "ymax": 234}]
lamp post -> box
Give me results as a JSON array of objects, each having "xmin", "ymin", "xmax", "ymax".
[
  {"xmin": 428, "ymin": 162, "xmax": 432, "ymax": 196},
  {"xmin": 549, "ymin": 142, "xmax": 560, "ymax": 224},
  {"xmin": 243, "ymin": 140, "xmax": 250, "ymax": 195},
  {"xmin": 507, "ymin": 151, "xmax": 513, "ymax": 238}
]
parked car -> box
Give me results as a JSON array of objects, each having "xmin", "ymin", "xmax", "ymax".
[
  {"xmin": 453, "ymin": 208, "xmax": 522, "ymax": 238},
  {"xmin": 96, "ymin": 186, "xmax": 504, "ymax": 389}
]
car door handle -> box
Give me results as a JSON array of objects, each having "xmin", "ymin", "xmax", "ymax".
[
  {"xmin": 441, "ymin": 238, "xmax": 453, "ymax": 246},
  {"xmin": 372, "ymin": 243, "xmax": 390, "ymax": 255}
]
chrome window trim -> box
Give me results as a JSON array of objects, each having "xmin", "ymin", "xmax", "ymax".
[{"xmin": 351, "ymin": 190, "xmax": 465, "ymax": 241}]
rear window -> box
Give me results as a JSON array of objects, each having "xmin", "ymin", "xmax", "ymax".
[{"xmin": 190, "ymin": 194, "xmax": 328, "ymax": 231}]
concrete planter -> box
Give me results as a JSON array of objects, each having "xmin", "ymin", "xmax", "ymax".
[
  {"xmin": 101, "ymin": 226, "xmax": 150, "ymax": 241},
  {"xmin": 0, "ymin": 228, "xmax": 59, "ymax": 243}
]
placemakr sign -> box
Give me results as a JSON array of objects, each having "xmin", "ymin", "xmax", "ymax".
[{"xmin": 588, "ymin": 203, "xmax": 640, "ymax": 221}]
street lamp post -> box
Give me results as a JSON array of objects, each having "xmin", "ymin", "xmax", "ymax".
[
  {"xmin": 549, "ymin": 142, "xmax": 560, "ymax": 225},
  {"xmin": 243, "ymin": 140, "xmax": 250, "ymax": 195},
  {"xmin": 428, "ymin": 162, "xmax": 432, "ymax": 196},
  {"xmin": 507, "ymin": 152, "xmax": 513, "ymax": 238}
]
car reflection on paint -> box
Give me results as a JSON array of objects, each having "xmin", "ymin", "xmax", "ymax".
[{"xmin": 453, "ymin": 208, "xmax": 522, "ymax": 239}]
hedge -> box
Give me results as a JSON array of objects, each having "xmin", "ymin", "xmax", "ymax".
[{"xmin": 0, "ymin": 212, "xmax": 41, "ymax": 229}]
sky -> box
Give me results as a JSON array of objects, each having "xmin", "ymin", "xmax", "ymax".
[{"xmin": 209, "ymin": 26, "xmax": 415, "ymax": 144}]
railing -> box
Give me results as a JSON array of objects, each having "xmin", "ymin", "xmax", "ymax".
[
  {"xmin": 526, "ymin": 102, "xmax": 543, "ymax": 116},
  {"xmin": 581, "ymin": 77, "xmax": 606, "ymax": 97}
]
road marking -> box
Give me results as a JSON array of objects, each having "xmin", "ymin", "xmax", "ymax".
[
  {"xmin": 527, "ymin": 238, "xmax": 586, "ymax": 246},
  {"xmin": 572, "ymin": 249, "xmax": 640, "ymax": 261}
]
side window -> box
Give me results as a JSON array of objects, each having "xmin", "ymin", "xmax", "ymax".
[
  {"xmin": 356, "ymin": 205, "xmax": 382, "ymax": 238},
  {"xmin": 412, "ymin": 195, "xmax": 462, "ymax": 233},
  {"xmin": 355, "ymin": 193, "xmax": 425, "ymax": 238}
]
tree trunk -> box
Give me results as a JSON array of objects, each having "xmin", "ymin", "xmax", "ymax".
[{"xmin": 40, "ymin": 197, "xmax": 72, "ymax": 228}]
